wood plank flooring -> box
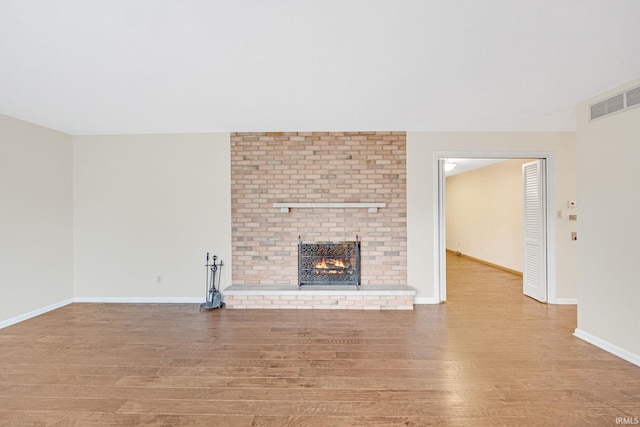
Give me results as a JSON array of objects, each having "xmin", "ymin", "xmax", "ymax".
[{"xmin": 1, "ymin": 255, "xmax": 639, "ymax": 426}]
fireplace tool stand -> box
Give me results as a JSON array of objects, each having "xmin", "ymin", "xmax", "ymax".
[{"xmin": 200, "ymin": 253, "xmax": 223, "ymax": 310}]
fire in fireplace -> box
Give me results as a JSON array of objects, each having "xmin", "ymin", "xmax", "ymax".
[{"xmin": 298, "ymin": 236, "xmax": 360, "ymax": 288}]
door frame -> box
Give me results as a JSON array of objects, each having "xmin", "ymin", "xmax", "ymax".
[{"xmin": 433, "ymin": 150, "xmax": 557, "ymax": 303}]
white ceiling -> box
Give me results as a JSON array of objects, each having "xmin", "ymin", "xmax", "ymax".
[{"xmin": 1, "ymin": 1, "xmax": 639, "ymax": 135}]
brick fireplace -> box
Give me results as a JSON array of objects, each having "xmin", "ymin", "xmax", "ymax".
[{"xmin": 225, "ymin": 131, "xmax": 414, "ymax": 309}]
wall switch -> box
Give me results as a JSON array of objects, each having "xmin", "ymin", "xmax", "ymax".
[
  {"xmin": 568, "ymin": 201, "xmax": 577, "ymax": 208},
  {"xmin": 571, "ymin": 232, "xmax": 577, "ymax": 241}
]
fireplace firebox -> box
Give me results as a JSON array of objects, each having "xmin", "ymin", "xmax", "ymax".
[{"xmin": 298, "ymin": 236, "xmax": 360, "ymax": 288}]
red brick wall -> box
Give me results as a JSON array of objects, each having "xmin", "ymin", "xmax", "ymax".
[{"xmin": 231, "ymin": 132, "xmax": 407, "ymax": 285}]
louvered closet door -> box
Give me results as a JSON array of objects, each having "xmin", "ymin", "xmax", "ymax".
[{"xmin": 522, "ymin": 160, "xmax": 547, "ymax": 302}]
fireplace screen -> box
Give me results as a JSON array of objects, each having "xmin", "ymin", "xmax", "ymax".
[{"xmin": 298, "ymin": 236, "xmax": 360, "ymax": 288}]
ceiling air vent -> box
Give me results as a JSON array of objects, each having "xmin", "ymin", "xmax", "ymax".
[{"xmin": 626, "ymin": 86, "xmax": 640, "ymax": 108}]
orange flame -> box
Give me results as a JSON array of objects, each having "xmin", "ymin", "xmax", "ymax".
[{"xmin": 315, "ymin": 258, "xmax": 347, "ymax": 272}]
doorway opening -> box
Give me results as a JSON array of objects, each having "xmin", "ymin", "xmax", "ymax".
[{"xmin": 434, "ymin": 151, "xmax": 557, "ymax": 304}]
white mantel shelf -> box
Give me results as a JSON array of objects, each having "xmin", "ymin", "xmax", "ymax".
[{"xmin": 273, "ymin": 202, "xmax": 386, "ymax": 213}]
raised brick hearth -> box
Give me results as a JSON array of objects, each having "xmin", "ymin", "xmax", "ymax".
[{"xmin": 224, "ymin": 285, "xmax": 416, "ymax": 310}]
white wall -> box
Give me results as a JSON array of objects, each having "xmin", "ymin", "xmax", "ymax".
[
  {"xmin": 73, "ymin": 133, "xmax": 231, "ymax": 300},
  {"xmin": 446, "ymin": 159, "xmax": 531, "ymax": 272},
  {"xmin": 1, "ymin": 119, "xmax": 582, "ymax": 319},
  {"xmin": 0, "ymin": 114, "xmax": 73, "ymax": 325},
  {"xmin": 575, "ymin": 78, "xmax": 640, "ymax": 363},
  {"xmin": 407, "ymin": 131, "xmax": 577, "ymax": 302}
]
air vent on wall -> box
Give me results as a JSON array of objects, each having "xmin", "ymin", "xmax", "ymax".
[
  {"xmin": 590, "ymin": 85, "xmax": 640, "ymax": 121},
  {"xmin": 626, "ymin": 86, "xmax": 640, "ymax": 108},
  {"xmin": 590, "ymin": 94, "xmax": 624, "ymax": 120}
]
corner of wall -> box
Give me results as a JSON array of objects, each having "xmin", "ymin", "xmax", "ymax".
[{"xmin": 0, "ymin": 114, "xmax": 74, "ymax": 324}]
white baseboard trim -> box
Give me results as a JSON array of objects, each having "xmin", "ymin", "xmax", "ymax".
[
  {"xmin": 73, "ymin": 297, "xmax": 204, "ymax": 304},
  {"xmin": 414, "ymin": 297, "xmax": 441, "ymax": 304},
  {"xmin": 574, "ymin": 328, "xmax": 640, "ymax": 367},
  {"xmin": 551, "ymin": 298, "xmax": 577, "ymax": 305},
  {"xmin": 0, "ymin": 298, "xmax": 74, "ymax": 330}
]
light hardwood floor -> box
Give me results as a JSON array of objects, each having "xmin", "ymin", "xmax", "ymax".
[{"xmin": 1, "ymin": 255, "xmax": 639, "ymax": 426}]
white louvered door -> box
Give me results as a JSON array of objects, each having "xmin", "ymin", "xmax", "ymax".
[{"xmin": 522, "ymin": 160, "xmax": 547, "ymax": 302}]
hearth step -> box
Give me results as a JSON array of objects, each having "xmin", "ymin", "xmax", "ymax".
[{"xmin": 223, "ymin": 284, "xmax": 416, "ymax": 310}]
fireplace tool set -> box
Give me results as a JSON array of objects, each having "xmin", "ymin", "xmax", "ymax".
[{"xmin": 200, "ymin": 253, "xmax": 223, "ymax": 310}]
